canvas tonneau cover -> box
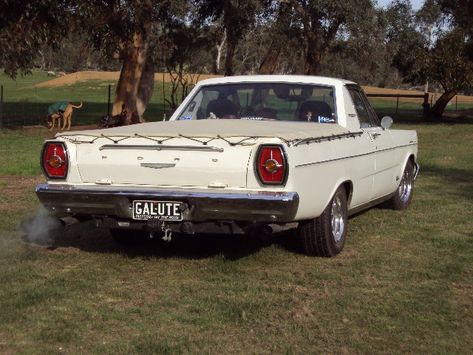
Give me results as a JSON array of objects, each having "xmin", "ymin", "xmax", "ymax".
[{"xmin": 56, "ymin": 119, "xmax": 354, "ymax": 145}]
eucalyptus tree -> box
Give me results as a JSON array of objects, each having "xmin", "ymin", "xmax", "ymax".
[
  {"xmin": 194, "ymin": 0, "xmax": 264, "ymax": 76},
  {"xmin": 254, "ymin": 0, "xmax": 378, "ymax": 75},
  {"xmin": 438, "ymin": 0, "xmax": 473, "ymax": 59},
  {"xmin": 0, "ymin": 0, "xmax": 189, "ymax": 124},
  {"xmin": 394, "ymin": 0, "xmax": 473, "ymax": 119},
  {"xmin": 0, "ymin": 0, "xmax": 68, "ymax": 78},
  {"xmin": 75, "ymin": 0, "xmax": 190, "ymax": 123},
  {"xmin": 285, "ymin": 0, "xmax": 377, "ymax": 75}
]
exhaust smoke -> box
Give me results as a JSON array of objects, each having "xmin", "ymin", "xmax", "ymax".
[{"xmin": 20, "ymin": 207, "xmax": 63, "ymax": 246}]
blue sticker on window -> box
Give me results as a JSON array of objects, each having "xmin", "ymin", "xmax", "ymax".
[
  {"xmin": 318, "ymin": 116, "xmax": 335, "ymax": 123},
  {"xmin": 179, "ymin": 115, "xmax": 192, "ymax": 120}
]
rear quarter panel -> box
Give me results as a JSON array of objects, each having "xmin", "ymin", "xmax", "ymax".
[
  {"xmin": 246, "ymin": 134, "xmax": 375, "ymax": 221},
  {"xmin": 390, "ymin": 128, "xmax": 418, "ymax": 178}
]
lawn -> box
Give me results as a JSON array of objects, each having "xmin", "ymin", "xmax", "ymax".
[
  {"xmin": 1, "ymin": 72, "xmax": 472, "ymax": 352},
  {"xmin": 0, "ymin": 72, "xmax": 174, "ymax": 127},
  {"xmin": 0, "ymin": 121, "xmax": 472, "ymax": 353},
  {"xmin": 2, "ymin": 71, "xmax": 473, "ymax": 129}
]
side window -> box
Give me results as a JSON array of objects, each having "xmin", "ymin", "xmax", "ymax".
[
  {"xmin": 348, "ymin": 88, "xmax": 372, "ymax": 128},
  {"xmin": 347, "ymin": 88, "xmax": 374, "ymax": 128}
]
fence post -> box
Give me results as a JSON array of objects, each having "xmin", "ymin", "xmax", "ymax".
[
  {"xmin": 422, "ymin": 92, "xmax": 430, "ymax": 117},
  {"xmin": 107, "ymin": 84, "xmax": 111, "ymax": 116},
  {"xmin": 162, "ymin": 71, "xmax": 166, "ymax": 120},
  {"xmin": 455, "ymin": 95, "xmax": 458, "ymax": 112},
  {"xmin": 0, "ymin": 85, "xmax": 3, "ymax": 129},
  {"xmin": 395, "ymin": 95, "xmax": 399, "ymax": 114}
]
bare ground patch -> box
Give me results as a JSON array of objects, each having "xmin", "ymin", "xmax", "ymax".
[
  {"xmin": 33, "ymin": 71, "xmax": 222, "ymax": 88},
  {"xmin": 0, "ymin": 176, "xmax": 42, "ymax": 214}
]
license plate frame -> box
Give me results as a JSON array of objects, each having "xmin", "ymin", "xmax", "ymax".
[{"xmin": 132, "ymin": 200, "xmax": 183, "ymax": 221}]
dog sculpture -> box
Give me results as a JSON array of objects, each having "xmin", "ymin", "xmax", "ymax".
[{"xmin": 47, "ymin": 101, "xmax": 83, "ymax": 131}]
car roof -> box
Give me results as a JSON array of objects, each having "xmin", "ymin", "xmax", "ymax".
[{"xmin": 195, "ymin": 75, "xmax": 357, "ymax": 87}]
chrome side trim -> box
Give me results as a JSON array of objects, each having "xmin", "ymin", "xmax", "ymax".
[
  {"xmin": 36, "ymin": 184, "xmax": 299, "ymax": 223},
  {"xmin": 99, "ymin": 144, "xmax": 224, "ymax": 153},
  {"xmin": 291, "ymin": 131, "xmax": 363, "ymax": 147},
  {"xmin": 348, "ymin": 192, "xmax": 395, "ymax": 216},
  {"xmin": 296, "ymin": 142, "xmax": 418, "ymax": 168},
  {"xmin": 140, "ymin": 163, "xmax": 176, "ymax": 169}
]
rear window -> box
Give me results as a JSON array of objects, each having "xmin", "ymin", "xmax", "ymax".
[{"xmin": 176, "ymin": 82, "xmax": 337, "ymax": 123}]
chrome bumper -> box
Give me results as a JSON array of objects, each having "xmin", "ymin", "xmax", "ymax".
[{"xmin": 35, "ymin": 184, "xmax": 299, "ymax": 223}]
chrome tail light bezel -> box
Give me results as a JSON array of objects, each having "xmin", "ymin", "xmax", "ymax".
[
  {"xmin": 41, "ymin": 141, "xmax": 69, "ymax": 180},
  {"xmin": 255, "ymin": 144, "xmax": 288, "ymax": 186}
]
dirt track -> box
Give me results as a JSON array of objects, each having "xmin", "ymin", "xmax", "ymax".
[{"xmin": 34, "ymin": 71, "xmax": 221, "ymax": 88}]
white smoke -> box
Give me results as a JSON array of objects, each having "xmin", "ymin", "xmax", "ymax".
[{"xmin": 21, "ymin": 207, "xmax": 63, "ymax": 246}]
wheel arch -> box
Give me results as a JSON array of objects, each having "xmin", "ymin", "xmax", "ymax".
[
  {"xmin": 324, "ymin": 179, "xmax": 353, "ymax": 212},
  {"xmin": 341, "ymin": 180, "xmax": 353, "ymax": 207},
  {"xmin": 406, "ymin": 154, "xmax": 419, "ymax": 180},
  {"xmin": 408, "ymin": 153, "xmax": 416, "ymax": 166}
]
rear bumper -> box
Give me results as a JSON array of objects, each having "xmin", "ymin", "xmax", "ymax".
[{"xmin": 35, "ymin": 183, "xmax": 299, "ymax": 223}]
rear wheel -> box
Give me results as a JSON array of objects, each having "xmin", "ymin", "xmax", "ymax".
[
  {"xmin": 298, "ymin": 185, "xmax": 348, "ymax": 257},
  {"xmin": 388, "ymin": 160, "xmax": 415, "ymax": 210}
]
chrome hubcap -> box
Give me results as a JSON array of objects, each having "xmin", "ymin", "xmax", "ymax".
[
  {"xmin": 399, "ymin": 167, "xmax": 413, "ymax": 203},
  {"xmin": 331, "ymin": 195, "xmax": 345, "ymax": 243}
]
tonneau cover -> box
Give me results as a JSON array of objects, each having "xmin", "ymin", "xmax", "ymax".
[{"xmin": 57, "ymin": 119, "xmax": 352, "ymax": 142}]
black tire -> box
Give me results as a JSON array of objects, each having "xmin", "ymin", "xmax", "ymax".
[
  {"xmin": 298, "ymin": 185, "xmax": 348, "ymax": 257},
  {"xmin": 109, "ymin": 228, "xmax": 151, "ymax": 245},
  {"xmin": 388, "ymin": 160, "xmax": 415, "ymax": 210}
]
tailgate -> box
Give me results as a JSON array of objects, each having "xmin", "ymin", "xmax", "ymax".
[{"xmin": 75, "ymin": 138, "xmax": 253, "ymax": 189}]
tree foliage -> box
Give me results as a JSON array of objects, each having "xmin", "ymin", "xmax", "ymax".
[
  {"xmin": 388, "ymin": 0, "xmax": 473, "ymax": 118},
  {"xmin": 0, "ymin": 0, "xmax": 68, "ymax": 78},
  {"xmin": 1, "ymin": 0, "xmax": 472, "ymax": 122},
  {"xmin": 194, "ymin": 0, "xmax": 263, "ymax": 76}
]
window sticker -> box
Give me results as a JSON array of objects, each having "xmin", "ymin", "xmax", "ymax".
[{"xmin": 318, "ymin": 116, "xmax": 335, "ymax": 123}]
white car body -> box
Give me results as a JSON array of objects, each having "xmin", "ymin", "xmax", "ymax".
[{"xmin": 36, "ymin": 75, "xmax": 418, "ymax": 256}]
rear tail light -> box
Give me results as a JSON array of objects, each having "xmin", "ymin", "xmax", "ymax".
[
  {"xmin": 41, "ymin": 142, "xmax": 68, "ymax": 179},
  {"xmin": 256, "ymin": 145, "xmax": 287, "ymax": 185}
]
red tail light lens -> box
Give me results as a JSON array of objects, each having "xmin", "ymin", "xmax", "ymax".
[
  {"xmin": 256, "ymin": 145, "xmax": 287, "ymax": 185},
  {"xmin": 41, "ymin": 142, "xmax": 68, "ymax": 179}
]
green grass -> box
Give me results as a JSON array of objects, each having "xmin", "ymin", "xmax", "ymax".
[
  {"xmin": 0, "ymin": 130, "xmax": 53, "ymax": 175},
  {"xmin": 0, "ymin": 72, "xmax": 175, "ymax": 127},
  {"xmin": 0, "ymin": 122, "xmax": 472, "ymax": 353},
  {"xmin": 2, "ymin": 71, "xmax": 472, "ymax": 128},
  {"xmin": 0, "ymin": 73, "xmax": 472, "ymax": 352}
]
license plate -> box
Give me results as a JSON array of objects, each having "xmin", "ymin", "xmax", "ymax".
[{"xmin": 132, "ymin": 200, "xmax": 183, "ymax": 221}]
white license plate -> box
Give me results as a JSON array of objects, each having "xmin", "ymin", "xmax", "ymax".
[{"xmin": 132, "ymin": 200, "xmax": 183, "ymax": 221}]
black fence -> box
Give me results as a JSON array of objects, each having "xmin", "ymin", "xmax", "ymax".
[
  {"xmin": 1, "ymin": 83, "xmax": 472, "ymax": 129},
  {"xmin": 0, "ymin": 83, "xmax": 171, "ymax": 129}
]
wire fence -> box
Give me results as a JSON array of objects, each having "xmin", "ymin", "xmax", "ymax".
[
  {"xmin": 0, "ymin": 83, "xmax": 171, "ymax": 129},
  {"xmin": 1, "ymin": 82, "xmax": 473, "ymax": 130}
]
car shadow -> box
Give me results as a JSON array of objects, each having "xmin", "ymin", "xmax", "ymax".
[
  {"xmin": 22, "ymin": 220, "xmax": 303, "ymax": 260},
  {"xmin": 421, "ymin": 164, "xmax": 473, "ymax": 201}
]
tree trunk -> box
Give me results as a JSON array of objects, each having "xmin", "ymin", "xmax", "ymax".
[
  {"xmin": 224, "ymin": 39, "xmax": 236, "ymax": 76},
  {"xmin": 258, "ymin": 46, "xmax": 282, "ymax": 74},
  {"xmin": 429, "ymin": 89, "xmax": 457, "ymax": 120},
  {"xmin": 304, "ymin": 43, "xmax": 322, "ymax": 75},
  {"xmin": 112, "ymin": 31, "xmax": 153, "ymax": 124},
  {"xmin": 258, "ymin": 2, "xmax": 291, "ymax": 74},
  {"xmin": 135, "ymin": 55, "xmax": 155, "ymax": 122},
  {"xmin": 214, "ymin": 31, "xmax": 226, "ymax": 74}
]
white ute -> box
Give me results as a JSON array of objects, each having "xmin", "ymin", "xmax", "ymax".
[{"xmin": 36, "ymin": 75, "xmax": 419, "ymax": 257}]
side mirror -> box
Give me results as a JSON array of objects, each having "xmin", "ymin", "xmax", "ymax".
[{"xmin": 380, "ymin": 116, "xmax": 393, "ymax": 130}]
